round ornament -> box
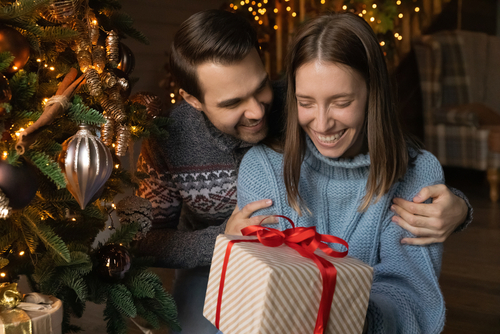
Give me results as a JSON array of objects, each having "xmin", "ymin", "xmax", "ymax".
[
  {"xmin": 0, "ymin": 26, "xmax": 30, "ymax": 73},
  {"xmin": 131, "ymin": 92, "xmax": 162, "ymax": 118},
  {"xmin": 58, "ymin": 124, "xmax": 113, "ymax": 210},
  {"xmin": 117, "ymin": 43, "xmax": 135, "ymax": 75},
  {"xmin": 0, "ymin": 160, "xmax": 38, "ymax": 210},
  {"xmin": 95, "ymin": 244, "xmax": 131, "ymax": 281}
]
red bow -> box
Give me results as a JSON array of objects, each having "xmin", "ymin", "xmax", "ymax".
[{"xmin": 215, "ymin": 215, "xmax": 348, "ymax": 334}]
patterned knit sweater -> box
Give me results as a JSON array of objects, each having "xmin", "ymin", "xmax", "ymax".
[
  {"xmin": 135, "ymin": 83, "xmax": 286, "ymax": 268},
  {"xmin": 237, "ymin": 137, "xmax": 446, "ymax": 334}
]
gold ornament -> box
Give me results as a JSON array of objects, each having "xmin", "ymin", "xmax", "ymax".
[
  {"xmin": 85, "ymin": 68, "xmax": 102, "ymax": 96},
  {"xmin": 40, "ymin": 0, "xmax": 77, "ymax": 23},
  {"xmin": 131, "ymin": 92, "xmax": 162, "ymax": 118},
  {"xmin": 107, "ymin": 85, "xmax": 122, "ymax": 101},
  {"xmin": 101, "ymin": 98, "xmax": 126, "ymax": 123},
  {"xmin": 77, "ymin": 50, "xmax": 92, "ymax": 73},
  {"xmin": 0, "ymin": 188, "xmax": 11, "ymax": 219},
  {"xmin": 101, "ymin": 71, "xmax": 117, "ymax": 89},
  {"xmin": 115, "ymin": 124, "xmax": 130, "ymax": 156},
  {"xmin": 0, "ymin": 283, "xmax": 22, "ymax": 311},
  {"xmin": 106, "ymin": 30, "xmax": 120, "ymax": 67},
  {"xmin": 92, "ymin": 45, "xmax": 106, "ymax": 74},
  {"xmin": 101, "ymin": 115, "xmax": 115, "ymax": 146}
]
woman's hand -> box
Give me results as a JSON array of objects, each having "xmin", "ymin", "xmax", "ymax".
[
  {"xmin": 391, "ymin": 184, "xmax": 468, "ymax": 245},
  {"xmin": 225, "ymin": 199, "xmax": 278, "ymax": 235}
]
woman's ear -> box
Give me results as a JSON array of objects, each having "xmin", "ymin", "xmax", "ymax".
[{"xmin": 179, "ymin": 89, "xmax": 203, "ymax": 111}]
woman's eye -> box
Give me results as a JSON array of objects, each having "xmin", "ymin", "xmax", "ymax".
[
  {"xmin": 335, "ymin": 101, "xmax": 352, "ymax": 108},
  {"xmin": 298, "ymin": 102, "xmax": 312, "ymax": 108}
]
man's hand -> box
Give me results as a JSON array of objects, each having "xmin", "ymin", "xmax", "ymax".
[
  {"xmin": 225, "ymin": 199, "xmax": 278, "ymax": 235},
  {"xmin": 391, "ymin": 184, "xmax": 468, "ymax": 245}
]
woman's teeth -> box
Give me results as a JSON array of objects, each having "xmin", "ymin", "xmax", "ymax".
[{"xmin": 317, "ymin": 130, "xmax": 345, "ymax": 143}]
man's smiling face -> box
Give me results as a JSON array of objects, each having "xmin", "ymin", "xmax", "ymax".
[{"xmin": 192, "ymin": 49, "xmax": 273, "ymax": 143}]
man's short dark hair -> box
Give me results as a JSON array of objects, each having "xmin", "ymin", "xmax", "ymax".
[{"xmin": 170, "ymin": 9, "xmax": 259, "ymax": 102}]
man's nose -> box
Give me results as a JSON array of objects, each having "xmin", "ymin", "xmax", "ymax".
[{"xmin": 244, "ymin": 97, "xmax": 265, "ymax": 120}]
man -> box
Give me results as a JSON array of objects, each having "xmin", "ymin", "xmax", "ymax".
[{"xmin": 136, "ymin": 10, "xmax": 471, "ymax": 333}]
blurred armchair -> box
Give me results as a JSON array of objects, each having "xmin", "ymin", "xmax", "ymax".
[{"xmin": 413, "ymin": 30, "xmax": 500, "ymax": 202}]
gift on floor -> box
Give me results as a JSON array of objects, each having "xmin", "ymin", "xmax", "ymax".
[
  {"xmin": 203, "ymin": 222, "xmax": 373, "ymax": 334},
  {"xmin": 0, "ymin": 283, "xmax": 63, "ymax": 334}
]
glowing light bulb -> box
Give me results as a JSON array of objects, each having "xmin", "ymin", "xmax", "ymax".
[
  {"xmin": 254, "ymin": 16, "xmax": 259, "ymax": 20},
  {"xmin": 292, "ymin": 12, "xmax": 297, "ymax": 17},
  {"xmin": 0, "ymin": 273, "xmax": 5, "ymax": 277},
  {"xmin": 321, "ymin": 0, "xmax": 325, "ymax": 4},
  {"xmin": 274, "ymin": 25, "xmax": 278, "ymax": 30},
  {"xmin": 398, "ymin": 35, "xmax": 403, "ymax": 40},
  {"xmin": 12, "ymin": 66, "xmax": 18, "ymax": 70},
  {"xmin": 259, "ymin": 20, "xmax": 263, "ymax": 25},
  {"xmin": 362, "ymin": 9, "xmax": 367, "ymax": 14},
  {"xmin": 370, "ymin": 17, "xmax": 375, "ymax": 22},
  {"xmin": 19, "ymin": 251, "xmax": 25, "ymax": 256},
  {"xmin": 286, "ymin": 6, "xmax": 291, "ymax": 11},
  {"xmin": 71, "ymin": 218, "xmax": 76, "ymax": 221},
  {"xmin": 171, "ymin": 99, "xmax": 176, "ymax": 104},
  {"xmin": 170, "ymin": 93, "xmax": 175, "ymax": 97},
  {"xmin": 342, "ymin": 5, "xmax": 347, "ymax": 10},
  {"xmin": 248, "ymin": 6, "xmax": 253, "ymax": 11},
  {"xmin": 114, "ymin": 164, "xmax": 120, "ymax": 169},
  {"xmin": 49, "ymin": 66, "xmax": 55, "ymax": 71},
  {"xmin": 36, "ymin": 58, "xmax": 41, "ymax": 62},
  {"xmin": 234, "ymin": 5, "xmax": 238, "ymax": 9},
  {"xmin": 380, "ymin": 41, "xmax": 385, "ymax": 46},
  {"xmin": 257, "ymin": 3, "xmax": 261, "ymax": 7},
  {"xmin": 394, "ymin": 33, "xmax": 399, "ymax": 37},
  {"xmin": 263, "ymin": 0, "xmax": 267, "ymax": 3},
  {"xmin": 251, "ymin": 0, "xmax": 255, "ymax": 4},
  {"xmin": 274, "ymin": 8, "xmax": 278, "ymax": 13},
  {"xmin": 397, "ymin": 0, "xmax": 401, "ymax": 4},
  {"xmin": 372, "ymin": 4, "xmax": 377, "ymax": 8},
  {"xmin": 415, "ymin": 7, "xmax": 420, "ymax": 12},
  {"xmin": 398, "ymin": 13, "xmax": 403, "ymax": 18}
]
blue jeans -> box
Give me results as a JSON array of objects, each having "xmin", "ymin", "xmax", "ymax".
[{"xmin": 171, "ymin": 266, "xmax": 222, "ymax": 334}]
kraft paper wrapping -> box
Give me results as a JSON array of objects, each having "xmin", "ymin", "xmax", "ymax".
[
  {"xmin": 204, "ymin": 234, "xmax": 373, "ymax": 334},
  {"xmin": 0, "ymin": 297, "xmax": 62, "ymax": 334}
]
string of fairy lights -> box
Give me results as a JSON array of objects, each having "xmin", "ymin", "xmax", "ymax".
[{"xmin": 229, "ymin": 0, "xmax": 428, "ymax": 56}]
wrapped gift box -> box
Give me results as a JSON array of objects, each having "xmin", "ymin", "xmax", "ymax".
[
  {"xmin": 204, "ymin": 234, "xmax": 373, "ymax": 334},
  {"xmin": 0, "ymin": 286, "xmax": 62, "ymax": 334}
]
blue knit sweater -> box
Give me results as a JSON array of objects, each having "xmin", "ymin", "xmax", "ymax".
[{"xmin": 237, "ymin": 137, "xmax": 445, "ymax": 334}]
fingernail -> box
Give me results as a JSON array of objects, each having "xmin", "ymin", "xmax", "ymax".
[
  {"xmin": 266, "ymin": 200, "xmax": 272, "ymax": 205},
  {"xmin": 391, "ymin": 216, "xmax": 398, "ymax": 224},
  {"xmin": 401, "ymin": 240, "xmax": 407, "ymax": 244},
  {"xmin": 274, "ymin": 217, "xmax": 279, "ymax": 223},
  {"xmin": 390, "ymin": 205, "xmax": 395, "ymax": 212}
]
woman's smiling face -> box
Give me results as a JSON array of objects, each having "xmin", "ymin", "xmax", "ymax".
[{"xmin": 295, "ymin": 60, "xmax": 368, "ymax": 159}]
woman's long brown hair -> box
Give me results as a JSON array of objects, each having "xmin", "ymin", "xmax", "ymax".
[{"xmin": 283, "ymin": 13, "xmax": 415, "ymax": 214}]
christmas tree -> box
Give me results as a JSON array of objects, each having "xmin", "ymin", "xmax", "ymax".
[{"xmin": 0, "ymin": 0, "xmax": 179, "ymax": 333}]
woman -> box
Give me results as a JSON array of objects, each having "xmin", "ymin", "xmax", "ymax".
[{"xmin": 236, "ymin": 13, "xmax": 445, "ymax": 333}]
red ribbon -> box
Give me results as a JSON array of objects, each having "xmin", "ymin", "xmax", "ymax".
[{"xmin": 215, "ymin": 215, "xmax": 348, "ymax": 334}]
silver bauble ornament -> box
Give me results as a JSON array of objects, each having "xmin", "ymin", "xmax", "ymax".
[{"xmin": 59, "ymin": 124, "xmax": 113, "ymax": 209}]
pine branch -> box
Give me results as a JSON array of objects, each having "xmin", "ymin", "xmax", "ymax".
[
  {"xmin": 59, "ymin": 269, "xmax": 88, "ymax": 302},
  {"xmin": 19, "ymin": 219, "xmax": 39, "ymax": 254},
  {"xmin": 0, "ymin": 0, "xmax": 51, "ymax": 20},
  {"xmin": 21, "ymin": 209, "xmax": 70, "ymax": 262},
  {"xmin": 127, "ymin": 271, "xmax": 156, "ymax": 299},
  {"xmin": 106, "ymin": 221, "xmax": 139, "ymax": 245},
  {"xmin": 0, "ymin": 227, "xmax": 19, "ymax": 253},
  {"xmin": 68, "ymin": 100, "xmax": 106, "ymax": 126},
  {"xmin": 0, "ymin": 103, "xmax": 12, "ymax": 114},
  {"xmin": 109, "ymin": 284, "xmax": 137, "ymax": 317},
  {"xmin": 27, "ymin": 151, "xmax": 67, "ymax": 189},
  {"xmin": 135, "ymin": 301, "xmax": 160, "ymax": 329},
  {"xmin": 9, "ymin": 70, "xmax": 37, "ymax": 106},
  {"xmin": 108, "ymin": 12, "xmax": 149, "ymax": 45},
  {"xmin": 104, "ymin": 301, "xmax": 127, "ymax": 334},
  {"xmin": 0, "ymin": 51, "xmax": 15, "ymax": 72},
  {"xmin": 41, "ymin": 26, "xmax": 79, "ymax": 41}
]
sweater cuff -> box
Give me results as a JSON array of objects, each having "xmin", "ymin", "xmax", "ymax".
[{"xmin": 448, "ymin": 186, "xmax": 473, "ymax": 232}]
